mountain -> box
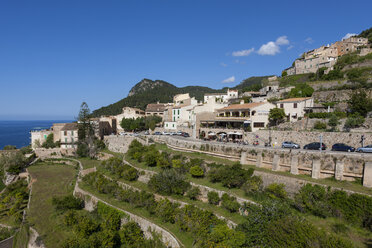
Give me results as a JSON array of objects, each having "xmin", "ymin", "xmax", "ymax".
[
  {"xmin": 233, "ymin": 76, "xmax": 272, "ymax": 90},
  {"xmin": 91, "ymin": 79, "xmax": 225, "ymax": 117}
]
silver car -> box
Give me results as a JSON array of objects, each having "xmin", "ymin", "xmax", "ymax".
[
  {"xmin": 282, "ymin": 141, "xmax": 300, "ymax": 149},
  {"xmin": 356, "ymin": 145, "xmax": 372, "ymax": 153}
]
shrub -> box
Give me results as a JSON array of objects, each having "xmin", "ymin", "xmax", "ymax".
[
  {"xmin": 186, "ymin": 187, "xmax": 200, "ymax": 200},
  {"xmin": 242, "ymin": 176, "xmax": 263, "ymax": 195},
  {"xmin": 122, "ymin": 167, "xmax": 139, "ymax": 181},
  {"xmin": 314, "ymin": 121, "xmax": 327, "ymax": 130},
  {"xmin": 189, "ymin": 165, "xmax": 204, "ymax": 178},
  {"xmin": 208, "ymin": 163, "xmax": 251, "ymax": 189},
  {"xmin": 148, "ymin": 169, "xmax": 190, "ymax": 195},
  {"xmin": 344, "ymin": 113, "xmax": 365, "ymax": 129},
  {"xmin": 143, "ymin": 150, "xmax": 159, "ymax": 167},
  {"xmin": 52, "ymin": 195, "xmax": 84, "ymax": 212},
  {"xmin": 221, "ymin": 194, "xmax": 240, "ymax": 213},
  {"xmin": 265, "ymin": 183, "xmax": 287, "ymax": 200},
  {"xmin": 208, "ymin": 191, "xmax": 220, "ymax": 205}
]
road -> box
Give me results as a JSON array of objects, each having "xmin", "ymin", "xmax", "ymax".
[{"xmin": 151, "ymin": 134, "xmax": 372, "ymax": 157}]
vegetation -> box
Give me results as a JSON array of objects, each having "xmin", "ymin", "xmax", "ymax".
[
  {"xmin": 42, "ymin": 133, "xmax": 60, "ymax": 148},
  {"xmin": 358, "ymin": 27, "xmax": 372, "ymax": 43},
  {"xmin": 120, "ymin": 115, "xmax": 162, "ymax": 132},
  {"xmin": 269, "ymin": 108, "xmax": 286, "ymax": 126},
  {"xmin": 82, "ymin": 172, "xmax": 245, "ymax": 247},
  {"xmin": 148, "ymin": 169, "xmax": 190, "ymax": 195},
  {"xmin": 0, "ymin": 150, "xmax": 29, "ymax": 175},
  {"xmin": 288, "ymin": 83, "xmax": 314, "ymax": 98},
  {"xmin": 344, "ymin": 113, "xmax": 365, "ymax": 129},
  {"xmin": 208, "ymin": 191, "xmax": 220, "ymax": 205},
  {"xmin": 101, "ymin": 157, "xmax": 139, "ymax": 181},
  {"xmin": 314, "ymin": 121, "xmax": 327, "ymax": 130},
  {"xmin": 348, "ymin": 89, "xmax": 372, "ymax": 117},
  {"xmin": 27, "ymin": 163, "xmax": 77, "ymax": 247},
  {"xmin": 208, "ymin": 163, "xmax": 253, "ymax": 189},
  {"xmin": 91, "ymin": 78, "xmax": 225, "ymax": 117},
  {"xmin": 77, "ymin": 102, "xmax": 104, "ymax": 158},
  {"xmin": 306, "ymin": 112, "xmax": 347, "ymax": 119},
  {"xmin": 0, "ymin": 180, "xmax": 29, "ymax": 225},
  {"xmin": 3, "ymin": 145, "xmax": 16, "ymax": 150}
]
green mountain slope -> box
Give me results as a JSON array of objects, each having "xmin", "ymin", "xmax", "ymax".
[{"xmin": 91, "ymin": 79, "xmax": 225, "ymax": 117}]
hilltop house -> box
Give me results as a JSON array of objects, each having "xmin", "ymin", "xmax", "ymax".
[
  {"xmin": 114, "ymin": 107, "xmax": 145, "ymax": 133},
  {"xmin": 145, "ymin": 103, "xmax": 171, "ymax": 117},
  {"xmin": 204, "ymin": 89, "xmax": 238, "ymax": 103}
]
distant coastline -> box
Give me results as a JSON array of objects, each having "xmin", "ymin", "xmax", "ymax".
[{"xmin": 0, "ymin": 120, "xmax": 73, "ymax": 150}]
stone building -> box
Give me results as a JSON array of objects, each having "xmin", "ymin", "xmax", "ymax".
[
  {"xmin": 334, "ymin": 36, "xmax": 369, "ymax": 56},
  {"xmin": 145, "ymin": 103, "xmax": 170, "ymax": 117},
  {"xmin": 60, "ymin": 123, "xmax": 79, "ymax": 149}
]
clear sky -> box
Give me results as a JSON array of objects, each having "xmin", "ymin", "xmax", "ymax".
[{"xmin": 0, "ymin": 0, "xmax": 371, "ymax": 120}]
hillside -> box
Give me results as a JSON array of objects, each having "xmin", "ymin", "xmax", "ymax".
[{"xmin": 91, "ymin": 79, "xmax": 226, "ymax": 117}]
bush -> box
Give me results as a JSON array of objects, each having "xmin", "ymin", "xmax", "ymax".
[
  {"xmin": 122, "ymin": 167, "xmax": 139, "ymax": 181},
  {"xmin": 77, "ymin": 143, "xmax": 89, "ymax": 157},
  {"xmin": 314, "ymin": 121, "xmax": 327, "ymax": 130},
  {"xmin": 265, "ymin": 183, "xmax": 287, "ymax": 200},
  {"xmin": 3, "ymin": 145, "xmax": 16, "ymax": 150},
  {"xmin": 186, "ymin": 187, "xmax": 200, "ymax": 200},
  {"xmin": 52, "ymin": 195, "xmax": 84, "ymax": 212},
  {"xmin": 148, "ymin": 169, "xmax": 190, "ymax": 195},
  {"xmin": 208, "ymin": 191, "xmax": 220, "ymax": 205},
  {"xmin": 189, "ymin": 165, "xmax": 204, "ymax": 178},
  {"xmin": 144, "ymin": 150, "xmax": 159, "ymax": 167},
  {"xmin": 242, "ymin": 176, "xmax": 263, "ymax": 195},
  {"xmin": 221, "ymin": 194, "xmax": 240, "ymax": 213},
  {"xmin": 208, "ymin": 163, "xmax": 251, "ymax": 189},
  {"xmin": 344, "ymin": 113, "xmax": 365, "ymax": 129}
]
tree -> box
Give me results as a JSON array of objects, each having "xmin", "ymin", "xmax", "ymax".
[
  {"xmin": 328, "ymin": 114, "xmax": 339, "ymax": 131},
  {"xmin": 3, "ymin": 145, "xmax": 16, "ymax": 150},
  {"xmin": 0, "ymin": 151, "xmax": 27, "ymax": 175},
  {"xmin": 208, "ymin": 191, "xmax": 220, "ymax": 205},
  {"xmin": 186, "ymin": 187, "xmax": 201, "ymax": 200},
  {"xmin": 77, "ymin": 102, "xmax": 100, "ymax": 158},
  {"xmin": 288, "ymin": 83, "xmax": 314, "ymax": 98},
  {"xmin": 281, "ymin": 70, "xmax": 287, "ymax": 77},
  {"xmin": 269, "ymin": 108, "xmax": 286, "ymax": 126},
  {"xmin": 344, "ymin": 113, "xmax": 365, "ymax": 130},
  {"xmin": 148, "ymin": 169, "xmax": 190, "ymax": 195},
  {"xmin": 189, "ymin": 165, "xmax": 204, "ymax": 178},
  {"xmin": 348, "ymin": 89, "xmax": 372, "ymax": 117},
  {"xmin": 314, "ymin": 121, "xmax": 327, "ymax": 130}
]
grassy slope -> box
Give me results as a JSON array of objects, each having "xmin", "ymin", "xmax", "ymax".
[{"xmin": 27, "ymin": 163, "xmax": 77, "ymax": 248}]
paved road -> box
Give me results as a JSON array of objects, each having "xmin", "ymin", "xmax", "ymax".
[{"xmin": 151, "ymin": 135, "xmax": 372, "ymax": 157}]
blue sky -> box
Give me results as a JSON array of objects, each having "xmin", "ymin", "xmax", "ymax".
[{"xmin": 0, "ymin": 0, "xmax": 371, "ymax": 120}]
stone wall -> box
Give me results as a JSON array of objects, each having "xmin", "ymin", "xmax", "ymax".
[
  {"xmin": 104, "ymin": 135, "xmax": 147, "ymax": 154},
  {"xmin": 152, "ymin": 136, "xmax": 372, "ymax": 187},
  {"xmin": 251, "ymin": 130, "xmax": 371, "ymax": 149},
  {"xmin": 34, "ymin": 148, "xmax": 75, "ymax": 159}
]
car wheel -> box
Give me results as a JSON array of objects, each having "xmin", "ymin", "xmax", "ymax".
[{"xmin": 347, "ymin": 149, "xmax": 351, "ymax": 152}]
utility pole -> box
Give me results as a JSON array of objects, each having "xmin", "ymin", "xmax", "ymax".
[
  {"xmin": 361, "ymin": 135, "xmax": 365, "ymax": 147},
  {"xmin": 319, "ymin": 134, "xmax": 323, "ymax": 152}
]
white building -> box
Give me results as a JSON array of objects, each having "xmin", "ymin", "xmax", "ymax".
[
  {"xmin": 204, "ymin": 89, "xmax": 238, "ymax": 103},
  {"xmin": 214, "ymin": 102, "xmax": 276, "ymax": 132},
  {"xmin": 30, "ymin": 129, "xmax": 52, "ymax": 149},
  {"xmin": 276, "ymin": 97, "xmax": 314, "ymax": 122}
]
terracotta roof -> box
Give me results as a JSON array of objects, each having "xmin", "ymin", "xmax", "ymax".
[
  {"xmin": 277, "ymin": 97, "xmax": 312, "ymax": 103},
  {"xmin": 61, "ymin": 123, "xmax": 78, "ymax": 131},
  {"xmin": 145, "ymin": 103, "xmax": 167, "ymax": 112},
  {"xmin": 217, "ymin": 102, "xmax": 266, "ymax": 111}
]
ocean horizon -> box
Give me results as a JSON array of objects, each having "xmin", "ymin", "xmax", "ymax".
[{"xmin": 0, "ymin": 120, "xmax": 74, "ymax": 149}]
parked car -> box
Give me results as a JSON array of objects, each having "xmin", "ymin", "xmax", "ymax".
[
  {"xmin": 154, "ymin": 131, "xmax": 162, "ymax": 135},
  {"xmin": 176, "ymin": 131, "xmax": 183, "ymax": 136},
  {"xmin": 356, "ymin": 145, "xmax": 372, "ymax": 153},
  {"xmin": 162, "ymin": 132, "xmax": 170, "ymax": 135},
  {"xmin": 181, "ymin": 132, "xmax": 190, "ymax": 137},
  {"xmin": 144, "ymin": 130, "xmax": 150, "ymax": 135},
  {"xmin": 281, "ymin": 141, "xmax": 300, "ymax": 149},
  {"xmin": 303, "ymin": 142, "xmax": 327, "ymax": 150},
  {"xmin": 170, "ymin": 132, "xmax": 177, "ymax": 136},
  {"xmin": 331, "ymin": 143, "xmax": 355, "ymax": 152}
]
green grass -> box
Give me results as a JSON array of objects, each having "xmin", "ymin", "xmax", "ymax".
[
  {"xmin": 27, "ymin": 163, "xmax": 78, "ymax": 248},
  {"xmin": 77, "ymin": 157, "xmax": 101, "ymax": 169},
  {"xmin": 12, "ymin": 223, "xmax": 30, "ymax": 248},
  {"xmin": 96, "ymin": 166, "xmax": 245, "ymax": 225},
  {"xmin": 79, "ymin": 182, "xmax": 194, "ymax": 248},
  {"xmin": 305, "ymin": 215, "xmax": 372, "ymax": 248}
]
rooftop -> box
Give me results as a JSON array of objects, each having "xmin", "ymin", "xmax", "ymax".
[
  {"xmin": 217, "ymin": 102, "xmax": 266, "ymax": 111},
  {"xmin": 277, "ymin": 97, "xmax": 312, "ymax": 103},
  {"xmin": 61, "ymin": 123, "xmax": 78, "ymax": 131},
  {"xmin": 145, "ymin": 103, "xmax": 167, "ymax": 112}
]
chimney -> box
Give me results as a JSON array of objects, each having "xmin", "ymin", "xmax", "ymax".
[{"xmin": 240, "ymin": 99, "xmax": 245, "ymax": 104}]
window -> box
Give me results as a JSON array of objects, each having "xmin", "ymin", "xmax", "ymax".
[
  {"xmin": 293, "ymin": 103, "xmax": 297, "ymax": 108},
  {"xmin": 166, "ymin": 124, "xmax": 168, "ymax": 127},
  {"xmin": 64, "ymin": 131, "xmax": 67, "ymax": 136},
  {"xmin": 253, "ymin": 122, "xmax": 265, "ymax": 128},
  {"xmin": 71, "ymin": 138, "xmax": 74, "ymax": 143},
  {"xmin": 65, "ymin": 138, "xmax": 67, "ymax": 143},
  {"xmin": 172, "ymin": 124, "xmax": 175, "ymax": 127},
  {"xmin": 71, "ymin": 131, "xmax": 74, "ymax": 136},
  {"xmin": 178, "ymin": 110, "xmax": 180, "ymax": 115}
]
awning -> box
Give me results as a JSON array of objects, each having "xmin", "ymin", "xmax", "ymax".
[{"xmin": 208, "ymin": 132, "xmax": 216, "ymax": 136}]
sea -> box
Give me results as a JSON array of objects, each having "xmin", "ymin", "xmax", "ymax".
[{"xmin": 0, "ymin": 120, "xmax": 73, "ymax": 150}]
